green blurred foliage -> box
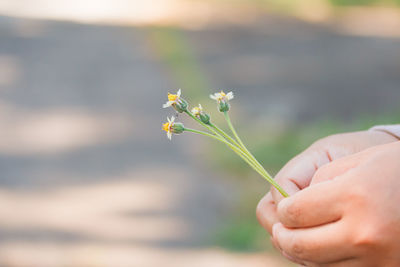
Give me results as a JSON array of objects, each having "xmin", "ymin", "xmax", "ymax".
[
  {"xmin": 329, "ymin": 0, "xmax": 378, "ymax": 5},
  {"xmin": 213, "ymin": 218, "xmax": 272, "ymax": 251}
]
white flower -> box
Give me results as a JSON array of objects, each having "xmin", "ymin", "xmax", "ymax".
[
  {"xmin": 163, "ymin": 89, "xmax": 182, "ymax": 108},
  {"xmin": 210, "ymin": 90, "xmax": 234, "ymax": 102},
  {"xmin": 210, "ymin": 90, "xmax": 234, "ymax": 112},
  {"xmin": 162, "ymin": 116, "xmax": 175, "ymax": 140},
  {"xmin": 191, "ymin": 104, "xmax": 203, "ymax": 116}
]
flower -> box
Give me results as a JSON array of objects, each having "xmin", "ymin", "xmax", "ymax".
[
  {"xmin": 210, "ymin": 90, "xmax": 234, "ymax": 102},
  {"xmin": 162, "ymin": 116, "xmax": 184, "ymax": 140},
  {"xmin": 163, "ymin": 89, "xmax": 188, "ymax": 113},
  {"xmin": 191, "ymin": 104, "xmax": 210, "ymax": 124},
  {"xmin": 191, "ymin": 104, "xmax": 203, "ymax": 116},
  {"xmin": 164, "ymin": 89, "xmax": 181, "ymax": 107},
  {"xmin": 210, "ymin": 90, "xmax": 234, "ymax": 112}
]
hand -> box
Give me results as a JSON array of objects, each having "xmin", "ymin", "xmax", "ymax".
[
  {"xmin": 257, "ymin": 130, "xmax": 398, "ymax": 235},
  {"xmin": 272, "ymin": 142, "xmax": 400, "ymax": 266}
]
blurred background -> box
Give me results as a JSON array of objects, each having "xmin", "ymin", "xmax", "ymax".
[{"xmin": 0, "ymin": 0, "xmax": 399, "ymax": 266}]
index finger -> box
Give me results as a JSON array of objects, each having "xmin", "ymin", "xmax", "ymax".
[{"xmin": 271, "ymin": 149, "xmax": 330, "ymax": 203}]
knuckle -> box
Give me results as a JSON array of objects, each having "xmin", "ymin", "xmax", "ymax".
[
  {"xmin": 310, "ymin": 138, "xmax": 326, "ymax": 148},
  {"xmin": 312, "ymin": 163, "xmax": 334, "ymax": 183},
  {"xmin": 345, "ymin": 187, "xmax": 367, "ymax": 206},
  {"xmin": 281, "ymin": 202, "xmax": 302, "ymax": 225},
  {"xmin": 311, "ymin": 134, "xmax": 336, "ymax": 148},
  {"xmin": 315, "ymin": 164, "xmax": 329, "ymax": 177},
  {"xmin": 352, "ymin": 226, "xmax": 379, "ymax": 248},
  {"xmin": 289, "ymin": 236, "xmax": 307, "ymax": 259}
]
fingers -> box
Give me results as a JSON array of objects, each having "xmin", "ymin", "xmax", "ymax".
[
  {"xmin": 256, "ymin": 192, "xmax": 278, "ymax": 235},
  {"xmin": 277, "ymin": 179, "xmax": 344, "ymax": 228},
  {"xmin": 271, "ymin": 149, "xmax": 330, "ymax": 203},
  {"xmin": 310, "ymin": 149, "xmax": 369, "ymax": 185},
  {"xmin": 273, "ymin": 220, "xmax": 355, "ymax": 264}
]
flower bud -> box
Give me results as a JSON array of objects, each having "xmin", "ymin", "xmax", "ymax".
[
  {"xmin": 173, "ymin": 98, "xmax": 188, "ymax": 113},
  {"xmin": 218, "ymin": 100, "xmax": 230, "ymax": 112},
  {"xmin": 191, "ymin": 104, "xmax": 211, "ymax": 124},
  {"xmin": 171, "ymin": 122, "xmax": 185, "ymax": 134},
  {"xmin": 199, "ymin": 113, "xmax": 210, "ymax": 124}
]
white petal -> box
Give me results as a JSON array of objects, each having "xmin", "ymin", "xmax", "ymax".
[
  {"xmin": 163, "ymin": 101, "xmax": 172, "ymax": 108},
  {"xmin": 227, "ymin": 92, "xmax": 234, "ymax": 100},
  {"xmin": 167, "ymin": 132, "xmax": 172, "ymax": 140},
  {"xmin": 177, "ymin": 89, "xmax": 181, "ymax": 97},
  {"xmin": 199, "ymin": 104, "xmax": 202, "ymax": 109},
  {"xmin": 210, "ymin": 94, "xmax": 217, "ymax": 100},
  {"xmin": 170, "ymin": 116, "xmax": 175, "ymax": 123}
]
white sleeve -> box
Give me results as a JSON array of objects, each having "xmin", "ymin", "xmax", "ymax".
[{"xmin": 370, "ymin": 124, "xmax": 400, "ymax": 140}]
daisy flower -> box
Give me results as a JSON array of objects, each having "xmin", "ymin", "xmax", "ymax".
[
  {"xmin": 210, "ymin": 91, "xmax": 234, "ymax": 102},
  {"xmin": 191, "ymin": 104, "xmax": 203, "ymax": 116},
  {"xmin": 162, "ymin": 116, "xmax": 184, "ymax": 140},
  {"xmin": 191, "ymin": 104, "xmax": 210, "ymax": 124},
  {"xmin": 210, "ymin": 90, "xmax": 234, "ymax": 112},
  {"xmin": 163, "ymin": 89, "xmax": 188, "ymax": 113}
]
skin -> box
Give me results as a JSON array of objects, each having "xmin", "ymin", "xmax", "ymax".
[{"xmin": 256, "ymin": 130, "xmax": 399, "ymax": 266}]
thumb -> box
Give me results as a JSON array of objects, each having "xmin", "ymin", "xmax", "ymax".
[{"xmin": 271, "ymin": 149, "xmax": 330, "ymax": 203}]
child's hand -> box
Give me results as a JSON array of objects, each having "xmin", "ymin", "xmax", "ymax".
[
  {"xmin": 257, "ymin": 130, "xmax": 397, "ymax": 235},
  {"xmin": 272, "ymin": 142, "xmax": 400, "ymax": 266}
]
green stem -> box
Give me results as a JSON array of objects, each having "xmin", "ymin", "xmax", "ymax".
[
  {"xmin": 185, "ymin": 110, "xmax": 247, "ymax": 159},
  {"xmin": 209, "ymin": 122, "xmax": 241, "ymax": 148},
  {"xmin": 184, "ymin": 128, "xmax": 222, "ymax": 141},
  {"xmin": 223, "ymin": 111, "xmax": 288, "ymax": 197},
  {"xmin": 184, "ymin": 111, "xmax": 260, "ymax": 172},
  {"xmin": 224, "ymin": 111, "xmax": 247, "ymax": 151},
  {"xmin": 209, "ymin": 122, "xmax": 263, "ymax": 175},
  {"xmin": 223, "ymin": 111, "xmax": 267, "ymax": 174},
  {"xmin": 184, "ymin": 128, "xmax": 276, "ymax": 183},
  {"xmin": 185, "ymin": 109, "xmax": 288, "ymax": 197},
  {"xmin": 184, "ymin": 128, "xmax": 261, "ymax": 171},
  {"xmin": 185, "ymin": 110, "xmax": 218, "ymax": 137}
]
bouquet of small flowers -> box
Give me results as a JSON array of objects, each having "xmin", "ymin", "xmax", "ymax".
[{"xmin": 162, "ymin": 89, "xmax": 288, "ymax": 197}]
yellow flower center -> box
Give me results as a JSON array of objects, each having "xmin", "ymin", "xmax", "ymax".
[
  {"xmin": 192, "ymin": 107, "xmax": 201, "ymax": 115},
  {"xmin": 162, "ymin": 122, "xmax": 171, "ymax": 132},
  {"xmin": 168, "ymin": 93, "xmax": 179, "ymax": 102},
  {"xmin": 215, "ymin": 91, "xmax": 226, "ymax": 101}
]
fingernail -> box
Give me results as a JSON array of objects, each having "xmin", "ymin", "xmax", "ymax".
[{"xmin": 272, "ymin": 223, "xmax": 281, "ymax": 238}]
